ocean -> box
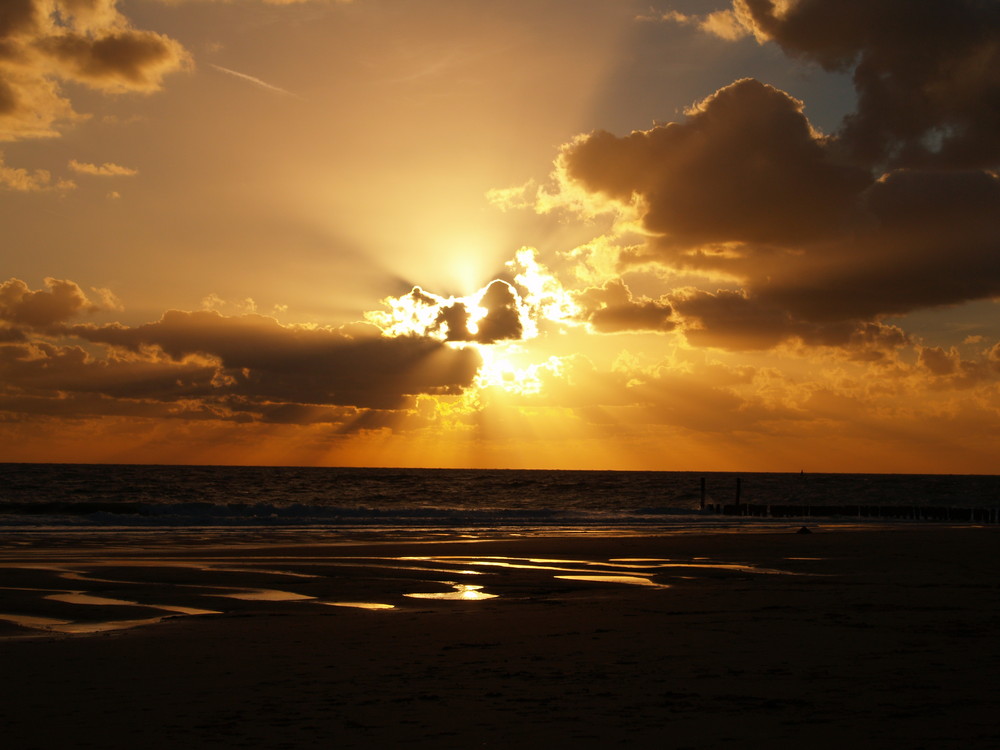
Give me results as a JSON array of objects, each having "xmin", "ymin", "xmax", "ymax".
[{"xmin": 1, "ymin": 464, "xmax": 998, "ymax": 539}]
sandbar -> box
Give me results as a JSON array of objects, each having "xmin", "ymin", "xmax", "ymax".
[{"xmin": 0, "ymin": 526, "xmax": 997, "ymax": 748}]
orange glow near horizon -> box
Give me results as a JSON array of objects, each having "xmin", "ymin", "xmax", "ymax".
[{"xmin": 2, "ymin": 1, "xmax": 999, "ymax": 473}]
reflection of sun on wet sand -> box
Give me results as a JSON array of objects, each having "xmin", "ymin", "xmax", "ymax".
[
  {"xmin": 553, "ymin": 574, "xmax": 666, "ymax": 586},
  {"xmin": 210, "ymin": 588, "xmax": 315, "ymax": 602},
  {"xmin": 406, "ymin": 583, "xmax": 499, "ymax": 600},
  {"xmin": 0, "ymin": 528, "xmax": 998, "ymax": 748}
]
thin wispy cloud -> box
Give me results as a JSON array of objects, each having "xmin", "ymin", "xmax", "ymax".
[
  {"xmin": 210, "ymin": 64, "xmax": 301, "ymax": 98},
  {"xmin": 69, "ymin": 161, "xmax": 138, "ymax": 177}
]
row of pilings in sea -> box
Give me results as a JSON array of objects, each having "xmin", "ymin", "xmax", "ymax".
[
  {"xmin": 696, "ymin": 476, "xmax": 1000, "ymax": 523},
  {"xmin": 704, "ymin": 503, "xmax": 1000, "ymax": 523}
]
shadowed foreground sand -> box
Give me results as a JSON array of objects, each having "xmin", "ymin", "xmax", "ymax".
[{"xmin": 0, "ymin": 528, "xmax": 997, "ymax": 748}]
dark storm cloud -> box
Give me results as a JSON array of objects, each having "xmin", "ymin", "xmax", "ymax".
[{"xmin": 736, "ymin": 0, "xmax": 1000, "ymax": 169}]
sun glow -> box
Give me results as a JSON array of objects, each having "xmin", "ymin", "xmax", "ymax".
[
  {"xmin": 473, "ymin": 342, "xmax": 565, "ymax": 395},
  {"xmin": 508, "ymin": 247, "xmax": 581, "ymax": 329},
  {"xmin": 365, "ymin": 248, "xmax": 581, "ymax": 396}
]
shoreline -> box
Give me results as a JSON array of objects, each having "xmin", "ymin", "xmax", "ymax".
[{"xmin": 1, "ymin": 527, "xmax": 997, "ymax": 747}]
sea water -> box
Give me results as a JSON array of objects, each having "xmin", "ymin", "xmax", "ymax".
[{"xmin": 1, "ymin": 464, "xmax": 997, "ymax": 535}]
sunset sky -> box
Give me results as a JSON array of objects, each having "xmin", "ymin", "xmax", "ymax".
[{"xmin": 2, "ymin": 0, "xmax": 999, "ymax": 472}]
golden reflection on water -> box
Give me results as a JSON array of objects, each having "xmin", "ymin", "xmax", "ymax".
[
  {"xmin": 0, "ymin": 613, "xmax": 72, "ymax": 629},
  {"xmin": 50, "ymin": 617, "xmax": 172, "ymax": 634},
  {"xmin": 554, "ymin": 575, "xmax": 669, "ymax": 587},
  {"xmin": 392, "ymin": 554, "xmax": 811, "ymax": 583},
  {"xmin": 0, "ymin": 610, "xmax": 218, "ymax": 635},
  {"xmin": 46, "ymin": 592, "xmax": 141, "ymax": 607},
  {"xmin": 405, "ymin": 583, "xmax": 498, "ymax": 601},
  {"xmin": 322, "ymin": 602, "xmax": 395, "ymax": 610},
  {"xmin": 405, "ymin": 556, "xmax": 657, "ymax": 577},
  {"xmin": 0, "ymin": 548, "xmax": 824, "ymax": 638},
  {"xmin": 211, "ymin": 588, "xmax": 315, "ymax": 601}
]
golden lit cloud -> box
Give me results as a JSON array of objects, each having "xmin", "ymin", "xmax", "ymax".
[
  {"xmin": 544, "ymin": 77, "xmax": 1000, "ymax": 353},
  {"xmin": 650, "ymin": 9, "xmax": 752, "ymax": 42},
  {"xmin": 365, "ymin": 248, "xmax": 581, "ymax": 346},
  {"xmin": 0, "ymin": 0, "xmax": 190, "ymax": 142},
  {"xmin": 573, "ymin": 280, "xmax": 674, "ymax": 334},
  {"xmin": 0, "ymin": 277, "xmax": 117, "ymax": 327},
  {"xmin": 0, "ymin": 152, "xmax": 75, "ymax": 191},
  {"xmin": 2, "ymin": 269, "xmax": 999, "ymax": 471},
  {"xmin": 68, "ymin": 159, "xmax": 137, "ymax": 176}
]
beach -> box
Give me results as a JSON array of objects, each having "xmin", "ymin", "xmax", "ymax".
[{"xmin": 1, "ymin": 527, "xmax": 998, "ymax": 748}]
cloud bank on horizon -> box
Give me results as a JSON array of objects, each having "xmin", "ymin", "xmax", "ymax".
[{"xmin": 2, "ymin": 0, "xmax": 1000, "ymax": 470}]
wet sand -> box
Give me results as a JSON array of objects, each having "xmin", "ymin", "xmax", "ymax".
[{"xmin": 0, "ymin": 527, "xmax": 998, "ymax": 748}]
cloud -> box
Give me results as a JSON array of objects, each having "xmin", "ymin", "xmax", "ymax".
[
  {"xmin": 915, "ymin": 342, "xmax": 1000, "ymax": 388},
  {"xmin": 485, "ymin": 180, "xmax": 537, "ymax": 212},
  {"xmin": 0, "ymin": 275, "xmax": 483, "ymax": 422},
  {"xmin": 210, "ymin": 64, "xmax": 299, "ymax": 97},
  {"xmin": 573, "ymin": 280, "xmax": 674, "ymax": 334},
  {"xmin": 36, "ymin": 29, "xmax": 189, "ymax": 93},
  {"xmin": 0, "ymin": 341, "xmax": 218, "ymax": 402},
  {"xmin": 733, "ymin": 0, "xmax": 1000, "ymax": 169},
  {"xmin": 0, "ymin": 0, "xmax": 190, "ymax": 143},
  {"xmin": 666, "ymin": 288, "xmax": 913, "ymax": 354},
  {"xmin": 475, "ymin": 352, "xmax": 802, "ymax": 436},
  {"xmin": 0, "ymin": 277, "xmax": 113, "ymax": 327},
  {"xmin": 919, "ymin": 345, "xmax": 959, "ymax": 377},
  {"xmin": 1, "ymin": 0, "xmax": 342, "ymax": 179},
  {"xmin": 670, "ymin": 1, "xmax": 1000, "ymax": 171},
  {"xmin": 0, "ymin": 153, "xmax": 74, "ymax": 191},
  {"xmin": 552, "ymin": 71, "xmax": 1000, "ymax": 351},
  {"xmin": 668, "ymin": 288, "xmax": 797, "ymax": 351},
  {"xmin": 562, "ymin": 79, "xmax": 869, "ymax": 249},
  {"xmin": 650, "ymin": 9, "xmax": 751, "ymax": 41},
  {"xmin": 369, "ymin": 278, "xmax": 531, "ymax": 346},
  {"xmin": 68, "ymin": 159, "xmax": 137, "ymax": 176},
  {"xmin": 65, "ymin": 309, "xmax": 481, "ymax": 410},
  {"xmin": 473, "ymin": 281, "xmax": 524, "ymax": 344},
  {"xmin": 162, "ymin": 0, "xmax": 351, "ymax": 4},
  {"xmin": 753, "ymin": 169, "xmax": 1000, "ymax": 322}
]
